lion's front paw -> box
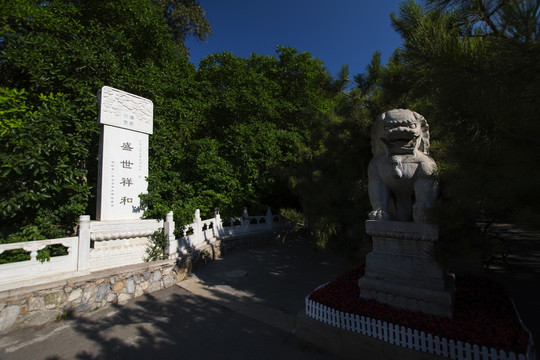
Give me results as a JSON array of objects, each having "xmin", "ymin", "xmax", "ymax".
[
  {"xmin": 369, "ymin": 210, "xmax": 392, "ymax": 221},
  {"xmin": 413, "ymin": 207, "xmax": 433, "ymax": 224}
]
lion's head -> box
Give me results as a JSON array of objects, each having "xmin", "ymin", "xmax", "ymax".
[{"xmin": 371, "ymin": 109, "xmax": 430, "ymax": 157}]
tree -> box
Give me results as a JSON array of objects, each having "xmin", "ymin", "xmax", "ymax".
[
  {"xmin": 276, "ymin": 62, "xmax": 374, "ymax": 257},
  {"xmin": 0, "ymin": 89, "xmax": 91, "ymax": 241},
  {"xmin": 0, "ymin": 0, "xmax": 202, "ymax": 239},
  {"xmin": 186, "ymin": 48, "xmax": 338, "ymax": 218},
  {"xmin": 151, "ymin": 0, "xmax": 212, "ymax": 56},
  {"xmin": 387, "ymin": 0, "xmax": 540, "ymax": 259}
]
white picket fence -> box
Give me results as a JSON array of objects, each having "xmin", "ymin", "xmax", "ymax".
[
  {"xmin": 0, "ymin": 207, "xmax": 282, "ymax": 291},
  {"xmin": 305, "ymin": 284, "xmax": 536, "ymax": 360}
]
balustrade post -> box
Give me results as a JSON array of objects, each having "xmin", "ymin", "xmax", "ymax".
[
  {"xmin": 77, "ymin": 215, "xmax": 91, "ymax": 271},
  {"xmin": 193, "ymin": 209, "xmax": 202, "ymax": 244},
  {"xmin": 164, "ymin": 211, "xmax": 177, "ymax": 259},
  {"xmin": 214, "ymin": 208, "xmax": 223, "ymax": 236},
  {"xmin": 266, "ymin": 207, "xmax": 273, "ymax": 229},
  {"xmin": 242, "ymin": 207, "xmax": 250, "ymax": 227}
]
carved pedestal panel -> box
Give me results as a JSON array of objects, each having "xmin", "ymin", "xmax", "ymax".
[{"xmin": 358, "ymin": 220, "xmax": 455, "ymax": 318}]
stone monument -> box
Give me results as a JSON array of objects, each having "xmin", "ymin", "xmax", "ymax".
[
  {"xmin": 88, "ymin": 87, "xmax": 165, "ymax": 269},
  {"xmin": 358, "ymin": 109, "xmax": 454, "ymax": 318},
  {"xmin": 96, "ymin": 86, "xmax": 153, "ymax": 221}
]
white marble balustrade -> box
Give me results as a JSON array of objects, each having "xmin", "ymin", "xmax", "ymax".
[{"xmin": 0, "ymin": 208, "xmax": 283, "ymax": 291}]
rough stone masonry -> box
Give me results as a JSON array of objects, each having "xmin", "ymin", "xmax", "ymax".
[{"xmin": 0, "ymin": 259, "xmax": 189, "ymax": 334}]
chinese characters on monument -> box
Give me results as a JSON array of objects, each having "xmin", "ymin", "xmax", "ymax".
[{"xmin": 96, "ymin": 86, "xmax": 153, "ymax": 221}]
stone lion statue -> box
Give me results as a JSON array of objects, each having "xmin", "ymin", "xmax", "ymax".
[{"xmin": 368, "ymin": 109, "xmax": 438, "ymax": 223}]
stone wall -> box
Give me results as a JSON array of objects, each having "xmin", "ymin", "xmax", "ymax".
[
  {"xmin": 0, "ymin": 258, "xmax": 190, "ymax": 334},
  {"xmin": 0, "ymin": 229, "xmax": 285, "ymax": 334}
]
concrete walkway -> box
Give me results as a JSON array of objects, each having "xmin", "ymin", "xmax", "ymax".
[{"xmin": 0, "ymin": 230, "xmax": 538, "ymax": 360}]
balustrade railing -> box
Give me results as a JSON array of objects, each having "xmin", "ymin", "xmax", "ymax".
[
  {"xmin": 0, "ymin": 208, "xmax": 283, "ymax": 291},
  {"xmin": 174, "ymin": 207, "xmax": 282, "ymax": 255},
  {"xmin": 0, "ymin": 236, "xmax": 79, "ymax": 287}
]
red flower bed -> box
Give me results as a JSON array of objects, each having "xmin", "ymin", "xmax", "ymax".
[{"xmin": 309, "ymin": 266, "xmax": 530, "ymax": 354}]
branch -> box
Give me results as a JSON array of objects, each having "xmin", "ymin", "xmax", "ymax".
[
  {"xmin": 478, "ymin": 0, "xmax": 511, "ymax": 35},
  {"xmin": 478, "ymin": 0, "xmax": 500, "ymax": 34},
  {"xmin": 340, "ymin": 90, "xmax": 352, "ymax": 99}
]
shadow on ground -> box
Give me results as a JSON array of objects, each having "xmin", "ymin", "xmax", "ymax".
[
  {"xmin": 68, "ymin": 289, "xmax": 331, "ymax": 360},
  {"xmin": 0, "ymin": 287, "xmax": 337, "ymax": 360}
]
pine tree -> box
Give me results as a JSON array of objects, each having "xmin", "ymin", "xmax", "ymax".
[{"xmin": 388, "ymin": 0, "xmax": 540, "ymax": 259}]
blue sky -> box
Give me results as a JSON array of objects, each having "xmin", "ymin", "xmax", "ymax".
[{"xmin": 186, "ymin": 0, "xmax": 405, "ymax": 81}]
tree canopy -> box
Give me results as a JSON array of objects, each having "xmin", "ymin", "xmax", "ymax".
[
  {"xmin": 375, "ymin": 0, "xmax": 540, "ymax": 259},
  {"xmin": 0, "ymin": 0, "xmax": 203, "ymax": 240},
  {"xmin": 283, "ymin": 0, "xmax": 540, "ymax": 259},
  {"xmin": 151, "ymin": 0, "xmax": 212, "ymax": 56},
  {"xmin": 143, "ymin": 47, "xmax": 339, "ymax": 222},
  {"xmin": 2, "ymin": 0, "xmax": 539, "ymax": 263},
  {"xmin": 0, "ymin": 0, "xmax": 340, "ymax": 240}
]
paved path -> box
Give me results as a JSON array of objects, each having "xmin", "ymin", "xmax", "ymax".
[{"xmin": 0, "ymin": 230, "xmax": 538, "ymax": 359}]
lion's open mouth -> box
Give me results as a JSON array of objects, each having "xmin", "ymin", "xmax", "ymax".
[{"xmin": 382, "ymin": 135, "xmax": 418, "ymax": 154}]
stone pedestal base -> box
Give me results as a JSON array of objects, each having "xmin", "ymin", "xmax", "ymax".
[{"xmin": 358, "ymin": 220, "xmax": 455, "ymax": 318}]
